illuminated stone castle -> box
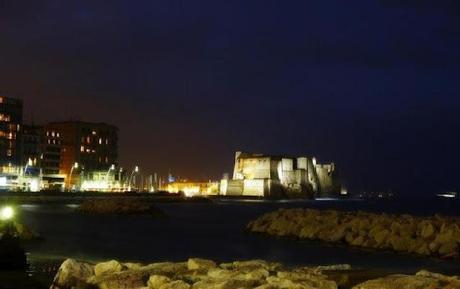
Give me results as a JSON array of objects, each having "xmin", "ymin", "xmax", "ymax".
[{"xmin": 220, "ymin": 151, "xmax": 341, "ymax": 198}]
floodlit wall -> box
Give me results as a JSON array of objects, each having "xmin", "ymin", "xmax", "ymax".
[
  {"xmin": 243, "ymin": 179, "xmax": 266, "ymax": 197},
  {"xmin": 238, "ymin": 157, "xmax": 271, "ymax": 180},
  {"xmin": 224, "ymin": 180, "xmax": 244, "ymax": 196},
  {"xmin": 315, "ymin": 164, "xmax": 340, "ymax": 195}
]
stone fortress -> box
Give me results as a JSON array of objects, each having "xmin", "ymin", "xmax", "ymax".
[{"xmin": 220, "ymin": 151, "xmax": 341, "ymax": 198}]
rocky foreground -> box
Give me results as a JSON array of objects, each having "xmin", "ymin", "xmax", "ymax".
[
  {"xmin": 78, "ymin": 199, "xmax": 165, "ymax": 216},
  {"xmin": 49, "ymin": 258, "xmax": 460, "ymax": 289},
  {"xmin": 247, "ymin": 208, "xmax": 460, "ymax": 258}
]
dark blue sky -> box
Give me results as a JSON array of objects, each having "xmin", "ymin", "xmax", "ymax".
[{"xmin": 1, "ymin": 0, "xmax": 459, "ymax": 194}]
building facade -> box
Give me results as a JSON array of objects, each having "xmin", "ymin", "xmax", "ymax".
[
  {"xmin": 0, "ymin": 96, "xmax": 23, "ymax": 166},
  {"xmin": 220, "ymin": 151, "xmax": 341, "ymax": 198},
  {"xmin": 47, "ymin": 121, "xmax": 118, "ymax": 188},
  {"xmin": 21, "ymin": 124, "xmax": 42, "ymax": 168}
]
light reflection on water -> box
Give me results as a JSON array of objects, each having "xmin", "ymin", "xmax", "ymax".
[{"xmin": 17, "ymin": 199, "xmax": 460, "ymax": 277}]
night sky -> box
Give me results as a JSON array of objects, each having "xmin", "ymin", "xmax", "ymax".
[{"xmin": 1, "ymin": 1, "xmax": 459, "ymax": 195}]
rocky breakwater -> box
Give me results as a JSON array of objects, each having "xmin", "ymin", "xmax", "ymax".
[
  {"xmin": 50, "ymin": 258, "xmax": 342, "ymax": 289},
  {"xmin": 78, "ymin": 199, "xmax": 165, "ymax": 216},
  {"xmin": 247, "ymin": 208, "xmax": 460, "ymax": 258}
]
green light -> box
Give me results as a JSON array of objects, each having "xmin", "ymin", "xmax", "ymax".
[{"xmin": 0, "ymin": 206, "xmax": 14, "ymax": 221}]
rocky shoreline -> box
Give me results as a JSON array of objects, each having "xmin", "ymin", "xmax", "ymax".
[
  {"xmin": 49, "ymin": 258, "xmax": 460, "ymax": 289},
  {"xmin": 247, "ymin": 208, "xmax": 460, "ymax": 258}
]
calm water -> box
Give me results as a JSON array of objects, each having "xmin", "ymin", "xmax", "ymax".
[{"xmin": 17, "ymin": 198, "xmax": 460, "ymax": 275}]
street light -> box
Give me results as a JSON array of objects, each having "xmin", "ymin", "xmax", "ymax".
[
  {"xmin": 68, "ymin": 162, "xmax": 79, "ymax": 191},
  {"xmin": 0, "ymin": 206, "xmax": 14, "ymax": 221}
]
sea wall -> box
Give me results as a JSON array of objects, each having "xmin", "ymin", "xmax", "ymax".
[
  {"xmin": 49, "ymin": 258, "xmax": 460, "ymax": 289},
  {"xmin": 247, "ymin": 208, "xmax": 460, "ymax": 258}
]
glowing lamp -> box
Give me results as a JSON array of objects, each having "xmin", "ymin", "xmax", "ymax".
[{"xmin": 0, "ymin": 206, "xmax": 14, "ymax": 221}]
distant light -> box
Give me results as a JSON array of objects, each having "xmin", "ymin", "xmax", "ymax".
[
  {"xmin": 0, "ymin": 177, "xmax": 7, "ymax": 186},
  {"xmin": 341, "ymin": 188, "xmax": 348, "ymax": 195},
  {"xmin": 312, "ymin": 157, "xmax": 317, "ymax": 166},
  {"xmin": 30, "ymin": 179, "xmax": 40, "ymax": 192},
  {"xmin": 134, "ymin": 166, "xmax": 139, "ymax": 173},
  {"xmin": 0, "ymin": 206, "xmax": 14, "ymax": 221},
  {"xmin": 437, "ymin": 192, "xmax": 457, "ymax": 198},
  {"xmin": 110, "ymin": 164, "xmax": 116, "ymax": 170},
  {"xmin": 74, "ymin": 162, "xmax": 79, "ymax": 169}
]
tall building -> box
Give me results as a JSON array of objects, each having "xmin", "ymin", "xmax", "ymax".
[
  {"xmin": 0, "ymin": 96, "xmax": 23, "ymax": 166},
  {"xmin": 41, "ymin": 126, "xmax": 62, "ymax": 175},
  {"xmin": 220, "ymin": 151, "xmax": 341, "ymax": 198},
  {"xmin": 21, "ymin": 124, "xmax": 42, "ymax": 168},
  {"xmin": 47, "ymin": 121, "xmax": 118, "ymax": 187}
]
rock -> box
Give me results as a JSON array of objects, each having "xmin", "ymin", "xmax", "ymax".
[
  {"xmin": 416, "ymin": 270, "xmax": 460, "ymax": 286},
  {"xmin": 352, "ymin": 272, "xmax": 460, "ymax": 289},
  {"xmin": 148, "ymin": 275, "xmax": 172, "ymax": 289},
  {"xmin": 418, "ymin": 221, "xmax": 436, "ymax": 239},
  {"xmin": 266, "ymin": 276, "xmax": 312, "ymax": 289},
  {"xmin": 143, "ymin": 262, "xmax": 188, "ymax": 276},
  {"xmin": 187, "ymin": 258, "xmax": 217, "ymax": 271},
  {"xmin": 159, "ymin": 280, "xmax": 190, "ymax": 289},
  {"xmin": 438, "ymin": 241, "xmax": 459, "ymax": 257},
  {"xmin": 125, "ymin": 262, "xmax": 144, "ymax": 270},
  {"xmin": 315, "ymin": 264, "xmax": 352, "ymax": 271},
  {"xmin": 50, "ymin": 258, "xmax": 94, "ymax": 289},
  {"xmin": 192, "ymin": 279, "xmax": 259, "ymax": 289},
  {"xmin": 232, "ymin": 260, "xmax": 281, "ymax": 272},
  {"xmin": 95, "ymin": 260, "xmax": 126, "ymax": 276},
  {"xmin": 92, "ymin": 270, "xmax": 147, "ymax": 289}
]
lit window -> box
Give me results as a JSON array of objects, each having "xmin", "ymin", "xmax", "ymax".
[
  {"xmin": 99, "ymin": 138, "xmax": 102, "ymax": 145},
  {"xmin": 92, "ymin": 130, "xmax": 97, "ymax": 135},
  {"xmin": 81, "ymin": 146, "xmax": 85, "ymax": 152},
  {"xmin": 52, "ymin": 132, "xmax": 55, "ymax": 137},
  {"xmin": 106, "ymin": 139, "xmax": 109, "ymax": 145},
  {"xmin": 57, "ymin": 133, "xmax": 60, "ymax": 138},
  {"xmin": 86, "ymin": 136, "xmax": 91, "ymax": 144}
]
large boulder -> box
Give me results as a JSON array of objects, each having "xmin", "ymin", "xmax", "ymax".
[
  {"xmin": 94, "ymin": 260, "xmax": 126, "ymax": 276},
  {"xmin": 352, "ymin": 271, "xmax": 460, "ymax": 289},
  {"xmin": 50, "ymin": 259, "xmax": 94, "ymax": 289},
  {"xmin": 148, "ymin": 275, "xmax": 171, "ymax": 289},
  {"xmin": 187, "ymin": 258, "xmax": 217, "ymax": 271}
]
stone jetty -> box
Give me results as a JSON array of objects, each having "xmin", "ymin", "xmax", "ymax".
[{"xmin": 247, "ymin": 208, "xmax": 460, "ymax": 258}]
